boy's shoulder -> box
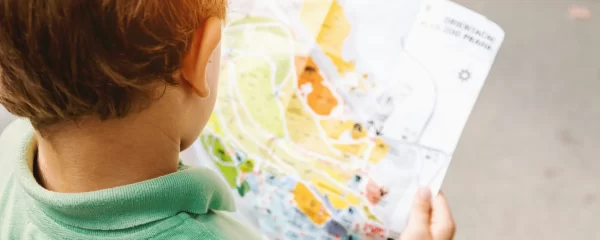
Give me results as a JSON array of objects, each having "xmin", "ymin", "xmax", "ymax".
[
  {"xmin": 0, "ymin": 118, "xmax": 32, "ymax": 146},
  {"xmin": 0, "ymin": 118, "xmax": 32, "ymax": 179},
  {"xmin": 0, "ymin": 119, "xmax": 36, "ymax": 239},
  {"xmin": 0, "ymin": 118, "xmax": 31, "ymax": 199},
  {"xmin": 154, "ymin": 211, "xmax": 264, "ymax": 240},
  {"xmin": 0, "ymin": 119, "xmax": 265, "ymax": 240}
]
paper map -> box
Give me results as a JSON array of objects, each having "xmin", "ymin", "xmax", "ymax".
[{"xmin": 200, "ymin": 0, "xmax": 504, "ymax": 238}]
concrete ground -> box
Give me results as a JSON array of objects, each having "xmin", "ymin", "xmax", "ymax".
[
  {"xmin": 1, "ymin": 1, "xmax": 598, "ymax": 239},
  {"xmin": 445, "ymin": 0, "xmax": 599, "ymax": 239}
]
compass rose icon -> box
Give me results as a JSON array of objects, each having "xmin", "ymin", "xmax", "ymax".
[{"xmin": 458, "ymin": 69, "xmax": 471, "ymax": 82}]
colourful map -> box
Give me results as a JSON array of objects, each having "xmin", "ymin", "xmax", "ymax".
[{"xmin": 200, "ymin": 0, "xmax": 504, "ymax": 239}]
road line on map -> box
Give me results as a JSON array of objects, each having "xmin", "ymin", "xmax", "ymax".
[
  {"xmin": 225, "ymin": 20, "xmax": 296, "ymax": 91},
  {"xmin": 227, "ymin": 62, "xmax": 299, "ymax": 177},
  {"xmin": 231, "ymin": 55, "xmax": 279, "ymax": 139},
  {"xmin": 361, "ymin": 142, "xmax": 375, "ymax": 169},
  {"xmin": 225, "ymin": 22, "xmax": 293, "ymax": 36},
  {"xmin": 239, "ymin": 53, "xmax": 363, "ymax": 193},
  {"xmin": 274, "ymin": 141, "xmax": 360, "ymax": 194},
  {"xmin": 327, "ymin": 138, "xmax": 370, "ymax": 145},
  {"xmin": 212, "ymin": 65, "xmax": 263, "ymax": 168},
  {"xmin": 223, "ymin": 19, "xmax": 366, "ymax": 204},
  {"xmin": 288, "ymin": 66, "xmax": 347, "ymax": 152},
  {"xmin": 291, "ymin": 86, "xmax": 345, "ymax": 155},
  {"xmin": 225, "ymin": 30, "xmax": 348, "ymax": 189}
]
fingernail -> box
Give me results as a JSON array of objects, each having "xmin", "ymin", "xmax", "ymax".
[{"xmin": 418, "ymin": 188, "xmax": 432, "ymax": 200}]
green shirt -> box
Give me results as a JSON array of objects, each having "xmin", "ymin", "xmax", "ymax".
[{"xmin": 0, "ymin": 119, "xmax": 262, "ymax": 239}]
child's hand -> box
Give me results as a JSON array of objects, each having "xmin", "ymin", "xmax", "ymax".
[{"xmin": 401, "ymin": 188, "xmax": 456, "ymax": 240}]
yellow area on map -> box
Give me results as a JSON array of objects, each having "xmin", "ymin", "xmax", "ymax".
[
  {"xmin": 301, "ymin": 0, "xmax": 356, "ymax": 75},
  {"xmin": 224, "ymin": 17, "xmax": 294, "ymax": 86},
  {"xmin": 368, "ymin": 138, "xmax": 390, "ymax": 164},
  {"xmin": 320, "ymin": 119, "xmax": 369, "ymax": 140},
  {"xmin": 285, "ymin": 93, "xmax": 342, "ymax": 159},
  {"xmin": 205, "ymin": 13, "xmax": 385, "ymax": 226},
  {"xmin": 207, "ymin": 115, "xmax": 223, "ymax": 135},
  {"xmin": 363, "ymin": 205, "xmax": 382, "ymax": 223},
  {"xmin": 214, "ymin": 72, "xmax": 267, "ymax": 157},
  {"xmin": 299, "ymin": 0, "xmax": 333, "ymax": 38},
  {"xmin": 313, "ymin": 161, "xmax": 344, "ymax": 182},
  {"xmin": 235, "ymin": 56, "xmax": 285, "ymax": 138},
  {"xmin": 320, "ymin": 119, "xmax": 348, "ymax": 139},
  {"xmin": 311, "ymin": 178, "xmax": 360, "ymax": 210},
  {"xmin": 293, "ymin": 183, "xmax": 331, "ymax": 225},
  {"xmin": 216, "ymin": 61, "xmax": 307, "ymax": 176},
  {"xmin": 333, "ymin": 143, "xmax": 369, "ymax": 157}
]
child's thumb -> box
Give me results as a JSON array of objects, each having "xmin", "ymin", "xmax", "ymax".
[
  {"xmin": 402, "ymin": 187, "xmax": 433, "ymax": 240},
  {"xmin": 410, "ymin": 188, "xmax": 433, "ymax": 225}
]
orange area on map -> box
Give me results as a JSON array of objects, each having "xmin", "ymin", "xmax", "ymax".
[
  {"xmin": 294, "ymin": 56, "xmax": 309, "ymax": 77},
  {"xmin": 307, "ymin": 88, "xmax": 338, "ymax": 116},
  {"xmin": 297, "ymin": 58, "xmax": 338, "ymax": 116},
  {"xmin": 293, "ymin": 183, "xmax": 331, "ymax": 225},
  {"xmin": 297, "ymin": 57, "xmax": 321, "ymax": 87}
]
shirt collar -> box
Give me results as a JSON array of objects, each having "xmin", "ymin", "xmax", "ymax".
[{"xmin": 17, "ymin": 130, "xmax": 235, "ymax": 230}]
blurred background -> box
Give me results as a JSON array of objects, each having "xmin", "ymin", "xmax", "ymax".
[
  {"xmin": 1, "ymin": 1, "xmax": 598, "ymax": 239},
  {"xmin": 445, "ymin": 0, "xmax": 599, "ymax": 239}
]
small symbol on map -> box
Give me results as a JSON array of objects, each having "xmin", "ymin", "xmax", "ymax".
[
  {"xmin": 458, "ymin": 69, "xmax": 471, "ymax": 82},
  {"xmin": 366, "ymin": 120, "xmax": 384, "ymax": 136},
  {"xmin": 304, "ymin": 66, "xmax": 316, "ymax": 73}
]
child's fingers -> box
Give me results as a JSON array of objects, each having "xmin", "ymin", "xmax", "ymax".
[
  {"xmin": 432, "ymin": 192, "xmax": 452, "ymax": 220},
  {"xmin": 411, "ymin": 188, "xmax": 433, "ymax": 224},
  {"xmin": 431, "ymin": 191, "xmax": 456, "ymax": 239},
  {"xmin": 401, "ymin": 187, "xmax": 433, "ymax": 240}
]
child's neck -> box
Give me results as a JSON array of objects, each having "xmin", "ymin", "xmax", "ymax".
[{"xmin": 34, "ymin": 113, "xmax": 181, "ymax": 193}]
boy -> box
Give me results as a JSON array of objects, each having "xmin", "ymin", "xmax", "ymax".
[{"xmin": 0, "ymin": 0, "xmax": 454, "ymax": 239}]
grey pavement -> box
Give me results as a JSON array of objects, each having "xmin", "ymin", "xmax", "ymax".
[
  {"xmin": 1, "ymin": 1, "xmax": 599, "ymax": 239},
  {"xmin": 446, "ymin": 1, "xmax": 599, "ymax": 239}
]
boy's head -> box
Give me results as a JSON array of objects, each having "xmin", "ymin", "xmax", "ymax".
[{"xmin": 0, "ymin": 0, "xmax": 226, "ymax": 149}]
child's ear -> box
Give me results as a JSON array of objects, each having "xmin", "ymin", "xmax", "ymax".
[{"xmin": 181, "ymin": 17, "xmax": 222, "ymax": 98}]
